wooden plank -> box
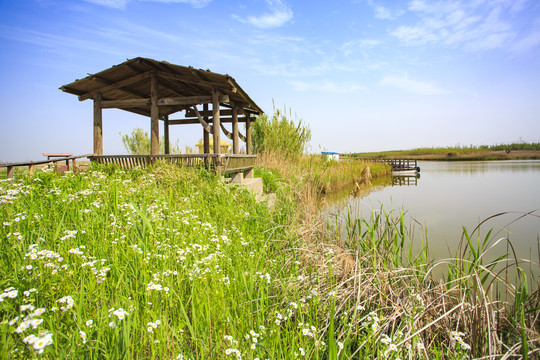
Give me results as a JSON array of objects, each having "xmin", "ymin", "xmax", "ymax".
[
  {"xmin": 150, "ymin": 73, "xmax": 159, "ymax": 155},
  {"xmin": 79, "ymin": 72, "xmax": 151, "ymax": 101},
  {"xmin": 156, "ymin": 70, "xmax": 219, "ymax": 89},
  {"xmin": 94, "ymin": 93, "xmax": 103, "ymax": 155},
  {"xmin": 100, "ymin": 98, "xmax": 150, "ymax": 108},
  {"xmin": 157, "ymin": 95, "xmax": 229, "ymax": 106}
]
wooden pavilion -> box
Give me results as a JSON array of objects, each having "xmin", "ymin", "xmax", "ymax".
[{"xmin": 60, "ymin": 57, "xmax": 262, "ymax": 177}]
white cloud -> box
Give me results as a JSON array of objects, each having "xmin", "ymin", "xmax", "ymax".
[
  {"xmin": 232, "ymin": 0, "xmax": 293, "ymax": 29},
  {"xmin": 144, "ymin": 0, "xmax": 212, "ymax": 8},
  {"xmin": 84, "ymin": 0, "xmax": 212, "ymax": 9},
  {"xmin": 391, "ymin": 0, "xmax": 535, "ymax": 52},
  {"xmin": 374, "ymin": 5, "xmax": 403, "ymax": 20},
  {"xmin": 288, "ymin": 80, "xmax": 367, "ymax": 93},
  {"xmin": 379, "ymin": 74, "xmax": 446, "ymax": 95}
]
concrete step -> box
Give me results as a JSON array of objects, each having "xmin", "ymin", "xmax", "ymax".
[{"xmin": 239, "ymin": 177, "xmax": 263, "ymax": 197}]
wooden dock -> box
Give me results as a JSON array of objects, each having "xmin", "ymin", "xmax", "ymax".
[{"xmin": 377, "ymin": 159, "xmax": 420, "ymax": 173}]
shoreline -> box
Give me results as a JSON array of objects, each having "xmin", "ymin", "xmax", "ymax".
[{"xmin": 348, "ymin": 150, "xmax": 540, "ymax": 161}]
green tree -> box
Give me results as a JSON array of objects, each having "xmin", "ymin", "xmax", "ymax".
[{"xmin": 120, "ymin": 128, "xmax": 181, "ymax": 154}]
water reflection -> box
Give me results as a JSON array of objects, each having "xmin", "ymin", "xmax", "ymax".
[
  {"xmin": 392, "ymin": 174, "xmax": 420, "ymax": 186},
  {"xmin": 323, "ymin": 160, "xmax": 540, "ymax": 284}
]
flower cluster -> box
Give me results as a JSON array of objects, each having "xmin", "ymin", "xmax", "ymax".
[
  {"xmin": 0, "ymin": 287, "xmax": 18, "ymax": 301},
  {"xmin": 22, "ymin": 332, "xmax": 53, "ymax": 354},
  {"xmin": 451, "ymin": 331, "xmax": 471, "ymax": 350},
  {"xmin": 109, "ymin": 307, "xmax": 129, "ymax": 321},
  {"xmin": 147, "ymin": 320, "xmax": 161, "ymax": 333},
  {"xmin": 56, "ymin": 295, "xmax": 75, "ymax": 311}
]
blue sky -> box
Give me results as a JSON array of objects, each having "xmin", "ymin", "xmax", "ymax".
[{"xmin": 1, "ymin": 0, "xmax": 539, "ymax": 161}]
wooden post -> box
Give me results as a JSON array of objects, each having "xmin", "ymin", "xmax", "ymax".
[
  {"xmin": 150, "ymin": 72, "xmax": 159, "ymax": 155},
  {"xmin": 93, "ymin": 93, "xmax": 103, "ymax": 155},
  {"xmin": 246, "ymin": 112, "xmax": 252, "ymax": 155},
  {"xmin": 232, "ymin": 104, "xmax": 239, "ymax": 154},
  {"xmin": 29, "ymin": 164, "xmax": 35, "ymax": 176},
  {"xmin": 7, "ymin": 166, "xmax": 14, "ymax": 179},
  {"xmin": 164, "ymin": 115, "xmax": 170, "ymax": 154},
  {"xmin": 212, "ymin": 88, "xmax": 221, "ymax": 174},
  {"xmin": 203, "ymin": 104, "xmax": 210, "ymax": 154}
]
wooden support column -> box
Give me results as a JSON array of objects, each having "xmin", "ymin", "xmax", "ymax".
[
  {"xmin": 212, "ymin": 87, "xmax": 221, "ymax": 174},
  {"xmin": 164, "ymin": 115, "xmax": 170, "ymax": 154},
  {"xmin": 203, "ymin": 104, "xmax": 210, "ymax": 168},
  {"xmin": 93, "ymin": 93, "xmax": 103, "ymax": 155},
  {"xmin": 150, "ymin": 72, "xmax": 159, "ymax": 155},
  {"xmin": 232, "ymin": 104, "xmax": 239, "ymax": 154},
  {"xmin": 246, "ymin": 112, "xmax": 252, "ymax": 155},
  {"xmin": 203, "ymin": 104, "xmax": 210, "ymax": 153}
]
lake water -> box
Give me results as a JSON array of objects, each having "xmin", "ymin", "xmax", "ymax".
[{"xmin": 324, "ymin": 160, "xmax": 540, "ymax": 269}]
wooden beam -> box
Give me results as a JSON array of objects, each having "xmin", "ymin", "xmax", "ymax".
[
  {"xmin": 157, "ymin": 95, "xmax": 229, "ymax": 106},
  {"xmin": 219, "ymin": 122, "xmax": 233, "ymax": 140},
  {"xmin": 168, "ymin": 117, "xmax": 249, "ymax": 125},
  {"xmin": 185, "ymin": 108, "xmax": 234, "ymax": 117},
  {"xmin": 232, "ymin": 104, "xmax": 239, "ymax": 154},
  {"xmin": 80, "ymin": 72, "xmax": 151, "ymax": 101},
  {"xmin": 246, "ymin": 112, "xmax": 252, "ymax": 155},
  {"xmin": 100, "ymin": 98, "xmax": 150, "ymax": 108},
  {"xmin": 150, "ymin": 73, "xmax": 159, "ymax": 155},
  {"xmin": 93, "ymin": 93, "xmax": 103, "ymax": 156},
  {"xmin": 164, "ymin": 115, "xmax": 170, "ymax": 155},
  {"xmin": 191, "ymin": 106, "xmax": 213, "ymax": 134}
]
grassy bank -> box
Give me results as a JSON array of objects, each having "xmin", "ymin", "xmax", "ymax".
[
  {"xmin": 255, "ymin": 153, "xmax": 391, "ymax": 194},
  {"xmin": 1, "ymin": 163, "xmax": 538, "ymax": 359},
  {"xmin": 347, "ymin": 143, "xmax": 540, "ymax": 161}
]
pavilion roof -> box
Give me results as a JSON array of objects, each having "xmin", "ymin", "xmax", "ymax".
[{"xmin": 60, "ymin": 57, "xmax": 263, "ymax": 117}]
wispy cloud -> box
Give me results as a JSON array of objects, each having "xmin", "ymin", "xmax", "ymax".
[
  {"xmin": 379, "ymin": 74, "xmax": 446, "ymax": 95},
  {"xmin": 363, "ymin": 0, "xmax": 404, "ymax": 20},
  {"xmin": 289, "ymin": 80, "xmax": 368, "ymax": 93},
  {"xmin": 84, "ymin": 0, "xmax": 128, "ymax": 8},
  {"xmin": 84, "ymin": 0, "xmax": 212, "ymax": 9},
  {"xmin": 232, "ymin": 0, "xmax": 293, "ymax": 29},
  {"xmin": 391, "ymin": 0, "xmax": 537, "ymax": 52}
]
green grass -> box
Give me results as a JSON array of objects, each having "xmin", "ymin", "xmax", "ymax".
[
  {"xmin": 0, "ymin": 164, "xmax": 537, "ymax": 359},
  {"xmin": 347, "ymin": 142, "xmax": 540, "ymax": 160}
]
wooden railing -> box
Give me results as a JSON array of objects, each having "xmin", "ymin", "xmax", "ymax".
[
  {"xmin": 376, "ymin": 159, "xmax": 418, "ymax": 171},
  {"xmin": 1, "ymin": 154, "xmax": 93, "ymax": 179},
  {"xmin": 89, "ymin": 154, "xmax": 257, "ymax": 175},
  {"xmin": 1, "ymin": 154, "xmax": 257, "ymax": 179}
]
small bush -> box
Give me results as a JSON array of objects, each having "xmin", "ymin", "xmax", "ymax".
[{"xmin": 251, "ymin": 106, "xmax": 311, "ymax": 160}]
